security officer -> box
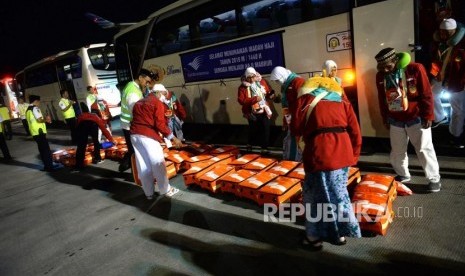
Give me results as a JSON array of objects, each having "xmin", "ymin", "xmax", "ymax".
[
  {"xmin": 0, "ymin": 112, "xmax": 12, "ymax": 160},
  {"xmin": 0, "ymin": 102, "xmax": 12, "ymax": 140},
  {"xmin": 18, "ymin": 97, "xmax": 30, "ymax": 136},
  {"xmin": 119, "ymin": 68, "xmax": 155, "ymax": 172},
  {"xmin": 58, "ymin": 89, "xmax": 77, "ymax": 144},
  {"xmin": 27, "ymin": 95, "xmax": 60, "ymax": 172}
]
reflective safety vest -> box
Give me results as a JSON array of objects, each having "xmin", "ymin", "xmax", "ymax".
[
  {"xmin": 26, "ymin": 106, "xmax": 47, "ymax": 136},
  {"xmin": 0, "ymin": 106, "xmax": 10, "ymax": 121},
  {"xmin": 120, "ymin": 81, "xmax": 143, "ymax": 124},
  {"xmin": 59, "ymin": 98, "xmax": 76, "ymax": 119}
]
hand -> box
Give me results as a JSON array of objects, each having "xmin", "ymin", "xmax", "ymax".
[
  {"xmin": 171, "ymin": 137, "xmax": 183, "ymax": 149},
  {"xmin": 256, "ymin": 96, "xmax": 262, "ymax": 102},
  {"xmin": 422, "ymin": 119, "xmax": 432, "ymax": 129}
]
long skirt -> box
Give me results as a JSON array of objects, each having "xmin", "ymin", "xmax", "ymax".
[{"xmin": 302, "ymin": 167, "xmax": 361, "ymax": 240}]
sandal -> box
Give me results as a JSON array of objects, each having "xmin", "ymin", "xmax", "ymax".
[
  {"xmin": 163, "ymin": 187, "xmax": 180, "ymax": 197},
  {"xmin": 301, "ymin": 235, "xmax": 323, "ymax": 251}
]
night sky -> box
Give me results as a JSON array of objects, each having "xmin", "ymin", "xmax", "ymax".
[{"xmin": 0, "ymin": 0, "xmax": 176, "ymax": 78}]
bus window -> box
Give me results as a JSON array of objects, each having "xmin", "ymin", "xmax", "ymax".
[
  {"xmin": 25, "ymin": 65, "xmax": 58, "ymax": 87},
  {"xmin": 198, "ymin": 10, "xmax": 237, "ymax": 46},
  {"xmin": 115, "ymin": 25, "xmax": 150, "ymax": 84},
  {"xmin": 87, "ymin": 47, "xmax": 115, "ymax": 71}
]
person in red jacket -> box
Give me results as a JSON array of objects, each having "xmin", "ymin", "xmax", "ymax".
[
  {"xmin": 237, "ymin": 67, "xmax": 275, "ymax": 154},
  {"xmin": 375, "ymin": 47, "xmax": 441, "ymax": 192},
  {"xmin": 72, "ymin": 103, "xmax": 115, "ymax": 172},
  {"xmin": 162, "ymin": 90, "xmax": 187, "ymax": 141},
  {"xmin": 131, "ymin": 84, "xmax": 183, "ymax": 200},
  {"xmin": 270, "ymin": 66, "xmax": 305, "ymax": 161},
  {"xmin": 293, "ymin": 75, "xmax": 362, "ymax": 250}
]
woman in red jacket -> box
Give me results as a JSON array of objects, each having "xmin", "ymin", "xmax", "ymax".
[
  {"xmin": 293, "ymin": 75, "xmax": 362, "ymax": 250},
  {"xmin": 237, "ymin": 67, "xmax": 275, "ymax": 154}
]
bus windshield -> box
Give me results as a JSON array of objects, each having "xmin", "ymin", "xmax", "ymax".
[{"xmin": 87, "ymin": 46, "xmax": 116, "ymax": 71}]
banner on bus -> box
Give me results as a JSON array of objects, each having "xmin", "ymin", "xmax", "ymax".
[{"xmin": 180, "ymin": 32, "xmax": 284, "ymax": 83}]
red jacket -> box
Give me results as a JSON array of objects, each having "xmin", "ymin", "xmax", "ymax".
[
  {"xmin": 77, "ymin": 113, "xmax": 113, "ymax": 142},
  {"xmin": 237, "ymin": 79, "xmax": 274, "ymax": 118},
  {"xmin": 282, "ymin": 76, "xmax": 305, "ymax": 128},
  {"xmin": 130, "ymin": 93, "xmax": 173, "ymax": 142},
  {"xmin": 292, "ymin": 95, "xmax": 361, "ymax": 173},
  {"xmin": 376, "ymin": 62, "xmax": 434, "ymax": 123}
]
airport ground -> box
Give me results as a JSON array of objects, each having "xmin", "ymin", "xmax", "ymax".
[{"xmin": 0, "ymin": 119, "xmax": 464, "ymax": 275}]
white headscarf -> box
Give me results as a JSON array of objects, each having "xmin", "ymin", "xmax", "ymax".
[
  {"xmin": 322, "ymin": 60, "xmax": 337, "ymax": 77},
  {"xmin": 270, "ymin": 66, "xmax": 292, "ymax": 85}
]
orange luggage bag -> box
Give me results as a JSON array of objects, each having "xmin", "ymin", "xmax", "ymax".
[
  {"xmin": 164, "ymin": 150, "xmax": 193, "ymax": 172},
  {"xmin": 266, "ymin": 160, "xmax": 301, "ymax": 176},
  {"xmin": 181, "ymin": 154, "xmax": 214, "ymax": 171},
  {"xmin": 348, "ymin": 167, "xmax": 361, "ymax": 186},
  {"xmin": 287, "ymin": 163, "xmax": 305, "ymax": 180},
  {"xmin": 242, "ymin": 157, "xmax": 278, "ymax": 172},
  {"xmin": 256, "ymin": 176, "xmax": 302, "ymax": 206},
  {"xmin": 237, "ymin": 171, "xmax": 278, "ymax": 202},
  {"xmin": 197, "ymin": 164, "xmax": 236, "ymax": 193},
  {"xmin": 182, "ymin": 160, "xmax": 216, "ymax": 186},
  {"xmin": 209, "ymin": 153, "xmax": 236, "ymax": 166},
  {"xmin": 218, "ymin": 169, "xmax": 257, "ymax": 194},
  {"xmin": 209, "ymin": 145, "xmax": 240, "ymax": 158},
  {"xmin": 228, "ymin": 154, "xmax": 260, "ymax": 170},
  {"xmin": 354, "ymin": 174, "xmax": 397, "ymax": 201},
  {"xmin": 352, "ymin": 191, "xmax": 394, "ymax": 236}
]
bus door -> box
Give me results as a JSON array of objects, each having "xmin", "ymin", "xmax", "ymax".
[
  {"xmin": 352, "ymin": 0, "xmax": 415, "ymax": 138},
  {"xmin": 56, "ymin": 64, "xmax": 78, "ymax": 102}
]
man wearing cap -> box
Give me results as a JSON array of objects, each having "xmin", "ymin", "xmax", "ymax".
[
  {"xmin": 238, "ymin": 67, "xmax": 275, "ymax": 154},
  {"xmin": 26, "ymin": 95, "xmax": 61, "ymax": 172},
  {"xmin": 431, "ymin": 18, "xmax": 465, "ymax": 148},
  {"xmin": 270, "ymin": 66, "xmax": 305, "ymax": 161},
  {"xmin": 130, "ymin": 83, "xmax": 182, "ymax": 199},
  {"xmin": 118, "ymin": 68, "xmax": 155, "ymax": 172},
  {"xmin": 375, "ymin": 47, "xmax": 441, "ymax": 192}
]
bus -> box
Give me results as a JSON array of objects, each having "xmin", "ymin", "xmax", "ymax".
[
  {"xmin": 15, "ymin": 44, "xmax": 122, "ymax": 122},
  {"xmin": 0, "ymin": 77, "xmax": 19, "ymax": 119},
  {"xmin": 113, "ymin": 0, "xmax": 456, "ymax": 146}
]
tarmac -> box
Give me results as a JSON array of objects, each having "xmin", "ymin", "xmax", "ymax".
[{"xmin": 1, "ymin": 119, "xmax": 465, "ymax": 276}]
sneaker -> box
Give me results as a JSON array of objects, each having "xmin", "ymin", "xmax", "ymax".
[
  {"xmin": 431, "ymin": 117, "xmax": 448, "ymax": 128},
  {"xmin": 394, "ymin": 175, "xmax": 411, "ymax": 183},
  {"xmin": 451, "ymin": 137, "xmax": 465, "ymax": 149},
  {"xmin": 162, "ymin": 187, "xmax": 180, "ymax": 197},
  {"xmin": 427, "ymin": 181, "xmax": 441, "ymax": 193}
]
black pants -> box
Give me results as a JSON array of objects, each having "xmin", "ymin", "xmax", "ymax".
[
  {"xmin": 65, "ymin": 117, "xmax": 77, "ymax": 144},
  {"xmin": 2, "ymin": 120, "xmax": 12, "ymax": 140},
  {"xmin": 75, "ymin": 121, "xmax": 100, "ymax": 168},
  {"xmin": 0, "ymin": 133, "xmax": 11, "ymax": 159},
  {"xmin": 33, "ymin": 132, "xmax": 53, "ymax": 170},
  {"xmin": 21, "ymin": 119, "xmax": 30, "ymax": 136},
  {"xmin": 248, "ymin": 113, "xmax": 270, "ymax": 150},
  {"xmin": 122, "ymin": 128, "xmax": 134, "ymax": 161}
]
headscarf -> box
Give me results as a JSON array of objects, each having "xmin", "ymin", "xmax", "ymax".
[
  {"xmin": 322, "ymin": 60, "xmax": 337, "ymax": 76},
  {"xmin": 270, "ymin": 66, "xmax": 291, "ymax": 84}
]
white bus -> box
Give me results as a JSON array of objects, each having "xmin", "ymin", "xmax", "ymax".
[
  {"xmin": 0, "ymin": 77, "xmax": 19, "ymax": 119},
  {"xmin": 113, "ymin": 0, "xmax": 447, "ymax": 141},
  {"xmin": 15, "ymin": 44, "xmax": 121, "ymax": 122}
]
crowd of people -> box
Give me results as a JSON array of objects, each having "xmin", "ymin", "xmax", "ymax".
[{"xmin": 1, "ymin": 14, "xmax": 463, "ymax": 252}]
